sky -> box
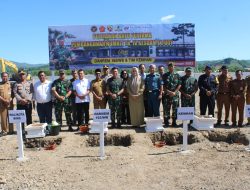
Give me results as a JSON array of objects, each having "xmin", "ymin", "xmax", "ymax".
[{"xmin": 0, "ymin": 0, "xmax": 250, "ymax": 64}]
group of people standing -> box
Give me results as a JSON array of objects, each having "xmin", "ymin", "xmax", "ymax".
[{"xmin": 1, "ymin": 63, "xmax": 250, "ymax": 136}]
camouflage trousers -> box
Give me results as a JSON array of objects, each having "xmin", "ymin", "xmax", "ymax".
[
  {"xmin": 54, "ymin": 101, "xmax": 72, "ymax": 126},
  {"xmin": 108, "ymin": 98, "xmax": 122, "ymax": 124},
  {"xmin": 181, "ymin": 96, "xmax": 195, "ymax": 107},
  {"xmin": 163, "ymin": 96, "xmax": 179, "ymax": 120}
]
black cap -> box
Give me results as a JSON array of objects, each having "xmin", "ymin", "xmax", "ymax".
[
  {"xmin": 204, "ymin": 65, "xmax": 212, "ymax": 70},
  {"xmin": 185, "ymin": 67, "xmax": 192, "ymax": 72},
  {"xmin": 59, "ymin": 69, "xmax": 65, "ymax": 74},
  {"xmin": 168, "ymin": 62, "xmax": 174, "ymax": 67},
  {"xmin": 95, "ymin": 68, "xmax": 101, "ymax": 73},
  {"xmin": 220, "ymin": 65, "xmax": 228, "ymax": 70}
]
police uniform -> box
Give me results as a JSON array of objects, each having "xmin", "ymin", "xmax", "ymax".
[
  {"xmin": 198, "ymin": 69, "xmax": 218, "ymax": 116},
  {"xmin": 144, "ymin": 73, "xmax": 162, "ymax": 117},
  {"xmin": 0, "ymin": 81, "xmax": 12, "ymax": 133},
  {"xmin": 13, "ymin": 79, "xmax": 34, "ymax": 138},
  {"xmin": 162, "ymin": 71, "xmax": 181, "ymax": 125},
  {"xmin": 52, "ymin": 78, "xmax": 73, "ymax": 128},
  {"xmin": 216, "ymin": 72, "xmax": 232, "ymax": 125},
  {"xmin": 229, "ymin": 79, "xmax": 246, "ymax": 127},
  {"xmin": 106, "ymin": 77, "xmax": 124, "ymax": 128},
  {"xmin": 245, "ymin": 75, "xmax": 250, "ymax": 124}
]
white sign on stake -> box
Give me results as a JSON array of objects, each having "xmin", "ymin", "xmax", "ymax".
[
  {"xmin": 245, "ymin": 105, "xmax": 250, "ymax": 117},
  {"xmin": 8, "ymin": 110, "xmax": 27, "ymax": 162},
  {"xmin": 9, "ymin": 110, "xmax": 26, "ymax": 123},
  {"xmin": 177, "ymin": 107, "xmax": 194, "ymax": 120},
  {"xmin": 93, "ymin": 109, "xmax": 110, "ymax": 160},
  {"xmin": 93, "ymin": 109, "xmax": 110, "ymax": 122},
  {"xmin": 177, "ymin": 107, "xmax": 195, "ymax": 154}
]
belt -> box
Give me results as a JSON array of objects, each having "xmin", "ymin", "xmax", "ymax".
[
  {"xmin": 147, "ymin": 89, "xmax": 159, "ymax": 93},
  {"xmin": 37, "ymin": 101, "xmax": 52, "ymax": 104},
  {"xmin": 218, "ymin": 92, "xmax": 229, "ymax": 95}
]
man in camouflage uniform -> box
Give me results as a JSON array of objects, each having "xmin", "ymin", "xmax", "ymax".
[
  {"xmin": 50, "ymin": 35, "xmax": 74, "ymax": 70},
  {"xmin": 52, "ymin": 69, "xmax": 73, "ymax": 131},
  {"xmin": 245, "ymin": 74, "xmax": 250, "ymax": 125},
  {"xmin": 162, "ymin": 62, "xmax": 181, "ymax": 127},
  {"xmin": 106, "ymin": 67, "xmax": 124, "ymax": 128},
  {"xmin": 180, "ymin": 67, "xmax": 198, "ymax": 107},
  {"xmin": 180, "ymin": 67, "xmax": 198, "ymax": 126}
]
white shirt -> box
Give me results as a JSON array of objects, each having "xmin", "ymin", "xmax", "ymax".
[
  {"xmin": 34, "ymin": 80, "xmax": 52, "ymax": 103},
  {"xmin": 73, "ymin": 78, "xmax": 90, "ymax": 103}
]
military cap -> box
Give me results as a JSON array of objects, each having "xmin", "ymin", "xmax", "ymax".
[
  {"xmin": 59, "ymin": 69, "xmax": 65, "ymax": 74},
  {"xmin": 95, "ymin": 68, "xmax": 101, "ymax": 73},
  {"xmin": 18, "ymin": 70, "xmax": 26, "ymax": 75},
  {"xmin": 103, "ymin": 65, "xmax": 109, "ymax": 69},
  {"xmin": 185, "ymin": 67, "xmax": 192, "ymax": 72},
  {"xmin": 168, "ymin": 62, "xmax": 175, "ymax": 67},
  {"xmin": 204, "ymin": 65, "xmax": 212, "ymax": 70},
  {"xmin": 220, "ymin": 65, "xmax": 228, "ymax": 70},
  {"xmin": 57, "ymin": 35, "xmax": 65, "ymax": 41}
]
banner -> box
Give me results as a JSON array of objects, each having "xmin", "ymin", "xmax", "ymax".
[{"xmin": 48, "ymin": 24, "xmax": 195, "ymax": 70}]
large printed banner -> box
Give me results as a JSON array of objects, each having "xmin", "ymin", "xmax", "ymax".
[{"xmin": 48, "ymin": 24, "xmax": 195, "ymax": 70}]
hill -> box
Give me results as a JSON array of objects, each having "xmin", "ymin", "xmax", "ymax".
[{"xmin": 197, "ymin": 58, "xmax": 250, "ymax": 71}]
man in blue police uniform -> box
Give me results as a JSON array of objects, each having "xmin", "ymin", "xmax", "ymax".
[
  {"xmin": 198, "ymin": 65, "xmax": 218, "ymax": 117},
  {"xmin": 144, "ymin": 64, "xmax": 163, "ymax": 117}
]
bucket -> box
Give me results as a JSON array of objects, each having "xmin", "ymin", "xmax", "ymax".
[{"xmin": 49, "ymin": 125, "xmax": 60, "ymax": 136}]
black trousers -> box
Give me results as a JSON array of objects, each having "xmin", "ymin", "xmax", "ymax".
[
  {"xmin": 17, "ymin": 104, "xmax": 32, "ymax": 138},
  {"xmin": 37, "ymin": 101, "xmax": 52, "ymax": 124},
  {"xmin": 121, "ymin": 101, "xmax": 130, "ymax": 124},
  {"xmin": 76, "ymin": 102, "xmax": 89, "ymax": 125},
  {"xmin": 200, "ymin": 95, "xmax": 215, "ymax": 116}
]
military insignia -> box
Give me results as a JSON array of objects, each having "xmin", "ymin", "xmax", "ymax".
[{"xmin": 91, "ymin": 26, "xmax": 97, "ymax": 32}]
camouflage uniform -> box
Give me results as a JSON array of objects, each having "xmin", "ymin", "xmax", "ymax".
[
  {"xmin": 180, "ymin": 75, "xmax": 198, "ymax": 107},
  {"xmin": 51, "ymin": 46, "xmax": 74, "ymax": 70},
  {"xmin": 52, "ymin": 79, "xmax": 73, "ymax": 126},
  {"xmin": 106, "ymin": 77, "xmax": 123, "ymax": 127},
  {"xmin": 162, "ymin": 72, "xmax": 181, "ymax": 123}
]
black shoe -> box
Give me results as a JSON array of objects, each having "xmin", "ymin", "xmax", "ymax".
[
  {"xmin": 224, "ymin": 122, "xmax": 229, "ymax": 127},
  {"xmin": 164, "ymin": 119, "xmax": 169, "ymax": 128},
  {"xmin": 238, "ymin": 124, "xmax": 244, "ymax": 128},
  {"xmin": 172, "ymin": 122, "xmax": 177, "ymax": 127},
  {"xmin": 110, "ymin": 123, "xmax": 116, "ymax": 129},
  {"xmin": 117, "ymin": 123, "xmax": 122, "ymax": 128},
  {"xmin": 215, "ymin": 121, "xmax": 221, "ymax": 127},
  {"xmin": 75, "ymin": 127, "xmax": 79, "ymax": 131},
  {"xmin": 232, "ymin": 123, "xmax": 237, "ymax": 127},
  {"xmin": 68, "ymin": 126, "xmax": 74, "ymax": 131}
]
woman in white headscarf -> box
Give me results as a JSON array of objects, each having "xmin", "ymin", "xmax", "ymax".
[{"xmin": 127, "ymin": 67, "xmax": 145, "ymax": 127}]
